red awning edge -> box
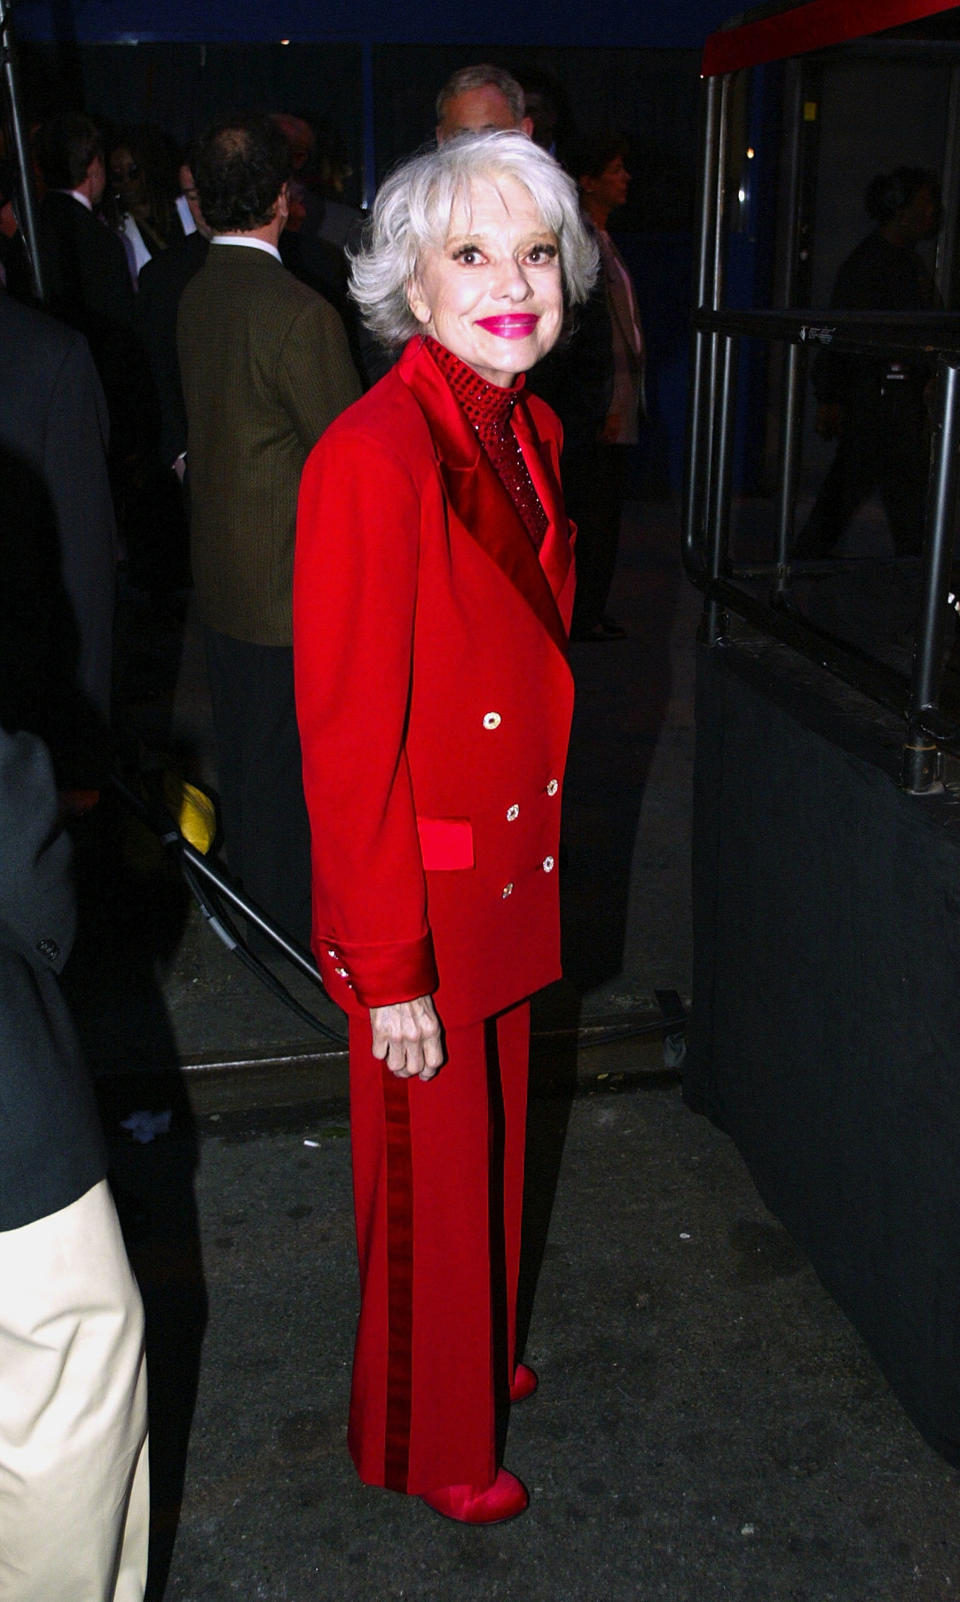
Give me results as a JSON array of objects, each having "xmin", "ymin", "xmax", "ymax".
[{"xmin": 701, "ymin": 0, "xmax": 960, "ymax": 76}]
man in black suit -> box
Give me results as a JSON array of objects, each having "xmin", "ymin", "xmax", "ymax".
[
  {"xmin": 0, "ymin": 723, "xmax": 149, "ymax": 1600},
  {"xmin": 134, "ymin": 157, "xmax": 210, "ymax": 587},
  {"xmin": 35, "ymin": 113, "xmax": 137, "ymax": 414},
  {"xmin": 0, "ymin": 159, "xmax": 33, "ymax": 300},
  {"xmin": 36, "ymin": 112, "xmax": 162, "ymax": 590},
  {"xmin": 0, "ymin": 293, "xmax": 117, "ymax": 750},
  {"xmin": 137, "ymin": 156, "xmax": 211, "ymax": 478}
]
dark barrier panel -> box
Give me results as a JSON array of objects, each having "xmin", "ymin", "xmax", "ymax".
[{"xmin": 688, "ymin": 638, "xmax": 960, "ymax": 1463}]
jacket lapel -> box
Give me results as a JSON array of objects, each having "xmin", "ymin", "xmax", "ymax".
[
  {"xmin": 510, "ymin": 395, "xmax": 573, "ymax": 613},
  {"xmin": 400, "ymin": 340, "xmax": 570, "ymax": 658}
]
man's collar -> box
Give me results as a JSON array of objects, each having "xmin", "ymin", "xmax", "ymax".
[
  {"xmin": 55, "ymin": 188, "xmax": 93, "ymax": 212},
  {"xmin": 211, "ymin": 235, "xmax": 281, "ymax": 263}
]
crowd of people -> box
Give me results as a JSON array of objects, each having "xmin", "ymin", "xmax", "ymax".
[
  {"xmin": 0, "ymin": 61, "xmax": 650, "ymax": 1597},
  {"xmin": 2, "ymin": 67, "xmax": 646, "ymax": 620}
]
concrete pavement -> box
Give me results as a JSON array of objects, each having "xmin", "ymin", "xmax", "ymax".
[{"xmin": 111, "ymin": 1076, "xmax": 960, "ymax": 1602}]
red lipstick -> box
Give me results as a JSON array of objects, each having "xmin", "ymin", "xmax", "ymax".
[{"xmin": 476, "ymin": 315, "xmax": 539, "ymax": 338}]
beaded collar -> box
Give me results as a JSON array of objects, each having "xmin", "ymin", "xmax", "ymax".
[
  {"xmin": 424, "ymin": 337, "xmax": 547, "ymax": 548},
  {"xmin": 425, "ymin": 336, "xmax": 523, "ymax": 437}
]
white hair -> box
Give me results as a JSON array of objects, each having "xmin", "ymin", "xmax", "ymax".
[{"xmin": 349, "ymin": 131, "xmax": 599, "ymax": 350}]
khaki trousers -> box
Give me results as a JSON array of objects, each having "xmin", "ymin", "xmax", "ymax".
[{"xmin": 0, "ymin": 1179, "xmax": 149, "ymax": 1602}]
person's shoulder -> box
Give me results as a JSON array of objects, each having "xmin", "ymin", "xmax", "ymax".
[
  {"xmin": 178, "ymin": 240, "xmax": 248, "ymax": 300},
  {"xmin": 0, "ymin": 292, "xmax": 86, "ymax": 366},
  {"xmin": 176, "ymin": 256, "xmax": 207, "ymax": 314},
  {"xmin": 308, "ymin": 365, "xmax": 426, "ymax": 471},
  {"xmin": 836, "ymin": 228, "xmax": 891, "ymax": 280},
  {"xmin": 40, "ymin": 188, "xmax": 80, "ymax": 220},
  {"xmin": 208, "ymin": 247, "xmax": 327, "ymax": 319},
  {"xmin": 340, "ymin": 361, "xmax": 421, "ymax": 431},
  {"xmin": 139, "ymin": 231, "xmax": 208, "ymax": 295},
  {"xmin": 196, "ymin": 241, "xmax": 284, "ymax": 278},
  {"xmin": 39, "ymin": 190, "xmax": 98, "ymax": 245},
  {"xmin": 183, "ymin": 230, "xmax": 212, "ymax": 268},
  {"xmin": 282, "ymin": 268, "xmax": 345, "ymax": 324}
]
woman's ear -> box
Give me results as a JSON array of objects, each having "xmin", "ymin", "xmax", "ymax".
[{"xmin": 406, "ymin": 278, "xmax": 432, "ymax": 327}]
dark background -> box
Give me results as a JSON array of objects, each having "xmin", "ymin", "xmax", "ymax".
[{"xmin": 10, "ymin": 0, "xmax": 734, "ymax": 492}]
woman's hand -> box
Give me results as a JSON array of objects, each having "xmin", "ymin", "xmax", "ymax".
[{"xmin": 370, "ymin": 996, "xmax": 445, "ymax": 1082}]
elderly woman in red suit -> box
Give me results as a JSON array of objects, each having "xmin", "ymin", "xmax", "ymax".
[{"xmin": 294, "ymin": 131, "xmax": 597, "ymax": 1524}]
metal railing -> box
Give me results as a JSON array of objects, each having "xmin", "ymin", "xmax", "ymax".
[
  {"xmin": 683, "ymin": 303, "xmax": 960, "ymax": 793},
  {"xmin": 683, "ymin": 55, "xmax": 960, "ymax": 794}
]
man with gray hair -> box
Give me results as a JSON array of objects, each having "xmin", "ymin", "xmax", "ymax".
[
  {"xmin": 435, "ymin": 63, "xmax": 533, "ymax": 143},
  {"xmin": 358, "ymin": 65, "xmax": 533, "ymax": 383}
]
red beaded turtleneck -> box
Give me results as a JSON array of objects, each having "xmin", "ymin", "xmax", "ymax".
[{"xmin": 425, "ymin": 337, "xmax": 548, "ymax": 550}]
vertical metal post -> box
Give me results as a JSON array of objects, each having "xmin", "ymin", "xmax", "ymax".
[
  {"xmin": 360, "ymin": 39, "xmax": 376, "ymax": 211},
  {"xmin": 712, "ymin": 74, "xmax": 730, "ymax": 315},
  {"xmin": 683, "ymin": 72, "xmax": 722, "ymax": 579},
  {"xmin": 701, "ymin": 333, "xmax": 735, "ymax": 644},
  {"xmin": 0, "ymin": 0, "xmax": 45, "ymax": 302},
  {"xmin": 903, "ymin": 358, "xmax": 960, "ymax": 793},
  {"xmin": 778, "ymin": 60, "xmax": 804, "ymax": 310},
  {"xmin": 699, "ymin": 73, "xmax": 732, "ymax": 644},
  {"xmin": 935, "ymin": 64, "xmax": 960, "ymax": 306},
  {"xmin": 695, "ymin": 75, "xmax": 723, "ymax": 315},
  {"xmin": 774, "ymin": 340, "xmax": 801, "ymax": 594}
]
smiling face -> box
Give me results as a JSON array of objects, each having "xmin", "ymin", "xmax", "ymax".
[{"xmin": 407, "ymin": 174, "xmax": 563, "ymax": 387}]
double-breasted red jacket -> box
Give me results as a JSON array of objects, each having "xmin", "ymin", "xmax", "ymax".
[{"xmin": 293, "ymin": 337, "xmax": 575, "ymax": 1028}]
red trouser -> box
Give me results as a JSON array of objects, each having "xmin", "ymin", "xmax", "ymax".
[{"xmin": 347, "ymin": 1001, "xmax": 530, "ymax": 1494}]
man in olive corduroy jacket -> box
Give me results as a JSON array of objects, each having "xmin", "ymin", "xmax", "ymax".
[{"xmin": 178, "ymin": 114, "xmax": 361, "ymax": 946}]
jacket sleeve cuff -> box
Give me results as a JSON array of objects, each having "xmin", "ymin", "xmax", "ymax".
[{"xmin": 316, "ymin": 931, "xmax": 439, "ymax": 1010}]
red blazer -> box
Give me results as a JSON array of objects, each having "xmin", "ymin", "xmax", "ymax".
[{"xmin": 294, "ymin": 337, "xmax": 575, "ymax": 1028}]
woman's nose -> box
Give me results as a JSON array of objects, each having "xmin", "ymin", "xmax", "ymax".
[{"xmin": 493, "ymin": 257, "xmax": 533, "ymax": 300}]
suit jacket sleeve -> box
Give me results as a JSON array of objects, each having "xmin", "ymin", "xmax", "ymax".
[
  {"xmin": 278, "ymin": 296, "xmax": 362, "ymax": 453},
  {"xmin": 294, "ymin": 424, "xmax": 438, "ymax": 1008},
  {"xmin": 136, "ymin": 256, "xmax": 188, "ymax": 466},
  {"xmin": 0, "ymin": 727, "xmax": 107, "ymax": 1229},
  {"xmin": 44, "ymin": 332, "xmax": 117, "ymax": 723},
  {"xmin": 0, "ymin": 729, "xmax": 74, "ymax": 970}
]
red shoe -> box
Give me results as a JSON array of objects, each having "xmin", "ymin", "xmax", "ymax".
[
  {"xmin": 420, "ymin": 1468, "xmax": 529, "ymax": 1525},
  {"xmin": 509, "ymin": 1363, "xmax": 538, "ymax": 1403}
]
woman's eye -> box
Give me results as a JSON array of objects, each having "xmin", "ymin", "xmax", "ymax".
[
  {"xmin": 526, "ymin": 244, "xmax": 557, "ymax": 264},
  {"xmin": 453, "ymin": 246, "xmax": 483, "ymax": 264}
]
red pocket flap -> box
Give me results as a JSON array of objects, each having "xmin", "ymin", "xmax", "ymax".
[{"xmin": 416, "ymin": 816, "xmax": 475, "ymax": 870}]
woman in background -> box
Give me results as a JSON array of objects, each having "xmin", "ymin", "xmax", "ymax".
[{"xmin": 571, "ymin": 132, "xmax": 646, "ymax": 641}]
